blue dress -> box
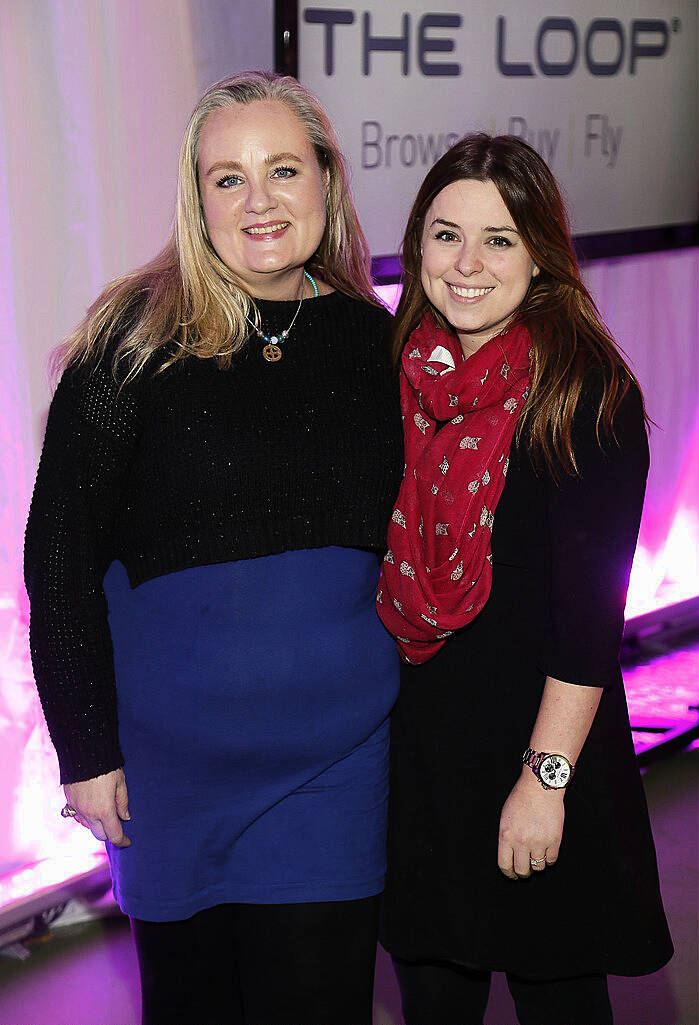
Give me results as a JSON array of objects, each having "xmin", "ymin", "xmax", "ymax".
[{"xmin": 104, "ymin": 546, "xmax": 399, "ymax": 922}]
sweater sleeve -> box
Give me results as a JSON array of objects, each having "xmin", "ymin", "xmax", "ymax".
[
  {"xmin": 537, "ymin": 378, "xmax": 649, "ymax": 688},
  {"xmin": 24, "ymin": 356, "xmax": 144, "ymax": 783}
]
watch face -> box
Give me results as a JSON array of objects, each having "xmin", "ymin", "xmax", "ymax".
[{"xmin": 539, "ymin": 754, "xmax": 571, "ymax": 788}]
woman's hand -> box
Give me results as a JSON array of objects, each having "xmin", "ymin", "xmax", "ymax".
[
  {"xmin": 64, "ymin": 768, "xmax": 131, "ymax": 847},
  {"xmin": 497, "ymin": 769, "xmax": 564, "ymax": 879}
]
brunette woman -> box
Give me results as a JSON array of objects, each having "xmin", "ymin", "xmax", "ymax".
[{"xmin": 377, "ymin": 134, "xmax": 672, "ymax": 1025}]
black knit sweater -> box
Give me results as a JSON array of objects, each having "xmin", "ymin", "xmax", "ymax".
[{"xmin": 24, "ymin": 291, "xmax": 403, "ymax": 784}]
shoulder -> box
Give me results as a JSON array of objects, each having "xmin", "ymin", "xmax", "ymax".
[
  {"xmin": 577, "ymin": 366, "xmax": 646, "ymax": 436},
  {"xmin": 64, "ymin": 298, "xmax": 174, "ymax": 397},
  {"xmin": 55, "ymin": 312, "xmax": 158, "ymax": 425},
  {"xmin": 572, "ymin": 367, "xmax": 648, "ymax": 472},
  {"xmin": 330, "ymin": 291, "xmax": 393, "ymax": 327},
  {"xmin": 318, "ymin": 292, "xmax": 394, "ymax": 359}
]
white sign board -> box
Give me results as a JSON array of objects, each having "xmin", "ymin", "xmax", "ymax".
[{"xmin": 298, "ymin": 1, "xmax": 699, "ymax": 258}]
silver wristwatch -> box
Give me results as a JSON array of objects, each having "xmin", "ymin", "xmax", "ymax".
[{"xmin": 523, "ymin": 748, "xmax": 575, "ymax": 790}]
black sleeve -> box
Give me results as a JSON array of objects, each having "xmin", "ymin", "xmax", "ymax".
[
  {"xmin": 537, "ymin": 379, "xmax": 649, "ymax": 688},
  {"xmin": 24, "ymin": 356, "xmax": 144, "ymax": 783}
]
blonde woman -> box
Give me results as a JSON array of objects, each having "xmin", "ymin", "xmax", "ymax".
[{"xmin": 25, "ymin": 71, "xmax": 402, "ymax": 1025}]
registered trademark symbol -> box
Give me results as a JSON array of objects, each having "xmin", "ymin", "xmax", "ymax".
[{"xmin": 671, "ymin": 17, "xmax": 681, "ymax": 32}]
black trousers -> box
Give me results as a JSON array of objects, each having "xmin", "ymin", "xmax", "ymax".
[
  {"xmin": 394, "ymin": 957, "xmax": 614, "ymax": 1025},
  {"xmin": 131, "ymin": 897, "xmax": 380, "ymax": 1025}
]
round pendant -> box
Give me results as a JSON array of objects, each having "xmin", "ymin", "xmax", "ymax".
[{"xmin": 262, "ymin": 343, "xmax": 283, "ymax": 362}]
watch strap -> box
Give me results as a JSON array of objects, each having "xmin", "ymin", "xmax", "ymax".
[{"xmin": 523, "ymin": 747, "xmax": 547, "ymax": 773}]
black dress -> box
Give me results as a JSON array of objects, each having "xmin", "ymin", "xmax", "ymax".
[{"xmin": 380, "ymin": 379, "xmax": 673, "ymax": 980}]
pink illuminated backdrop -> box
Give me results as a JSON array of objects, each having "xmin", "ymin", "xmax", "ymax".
[{"xmin": 0, "ymin": 1, "xmax": 696, "ymax": 918}]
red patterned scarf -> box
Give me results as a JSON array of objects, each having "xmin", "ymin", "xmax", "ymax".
[{"xmin": 377, "ymin": 313, "xmax": 532, "ymax": 664}]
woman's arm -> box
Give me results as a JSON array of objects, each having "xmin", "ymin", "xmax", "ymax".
[
  {"xmin": 25, "ymin": 353, "xmax": 144, "ymax": 790},
  {"xmin": 497, "ymin": 377, "xmax": 649, "ymax": 880},
  {"xmin": 497, "ymin": 676, "xmax": 601, "ymax": 879}
]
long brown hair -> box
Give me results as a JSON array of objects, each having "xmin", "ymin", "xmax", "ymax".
[
  {"xmin": 55, "ymin": 71, "xmax": 378, "ymax": 383},
  {"xmin": 392, "ymin": 133, "xmax": 647, "ymax": 476}
]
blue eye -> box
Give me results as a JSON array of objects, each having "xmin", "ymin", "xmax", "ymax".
[
  {"xmin": 272, "ymin": 165, "xmax": 297, "ymax": 179},
  {"xmin": 216, "ymin": 174, "xmax": 243, "ymax": 188}
]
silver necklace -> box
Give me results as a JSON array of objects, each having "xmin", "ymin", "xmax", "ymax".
[{"xmin": 245, "ymin": 271, "xmax": 318, "ymax": 363}]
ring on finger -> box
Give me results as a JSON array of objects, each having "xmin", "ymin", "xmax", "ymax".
[
  {"xmin": 530, "ymin": 856, "xmax": 546, "ymax": 866},
  {"xmin": 61, "ymin": 804, "xmax": 78, "ymax": 819}
]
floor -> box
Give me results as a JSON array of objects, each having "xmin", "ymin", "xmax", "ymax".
[{"xmin": 0, "ymin": 740, "xmax": 696, "ymax": 1025}]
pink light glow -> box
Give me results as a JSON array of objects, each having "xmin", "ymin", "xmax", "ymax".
[
  {"xmin": 0, "ymin": 851, "xmax": 107, "ymax": 914},
  {"xmin": 0, "ymin": 596, "xmax": 105, "ymax": 904},
  {"xmin": 375, "ymin": 282, "xmax": 402, "ymax": 314},
  {"xmin": 627, "ymin": 507, "xmax": 699, "ymax": 617}
]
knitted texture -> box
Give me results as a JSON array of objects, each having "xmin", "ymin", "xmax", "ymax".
[{"xmin": 24, "ymin": 291, "xmax": 403, "ymax": 783}]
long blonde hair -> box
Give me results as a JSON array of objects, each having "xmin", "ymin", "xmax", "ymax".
[
  {"xmin": 55, "ymin": 71, "xmax": 378, "ymax": 382},
  {"xmin": 393, "ymin": 134, "xmax": 648, "ymax": 477}
]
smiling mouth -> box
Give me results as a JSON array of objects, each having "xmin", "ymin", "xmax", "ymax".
[
  {"xmin": 242, "ymin": 221, "xmax": 289, "ymax": 236},
  {"xmin": 447, "ymin": 284, "xmax": 495, "ymax": 298}
]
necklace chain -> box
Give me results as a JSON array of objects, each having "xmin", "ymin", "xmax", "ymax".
[{"xmin": 245, "ymin": 271, "xmax": 318, "ymax": 363}]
